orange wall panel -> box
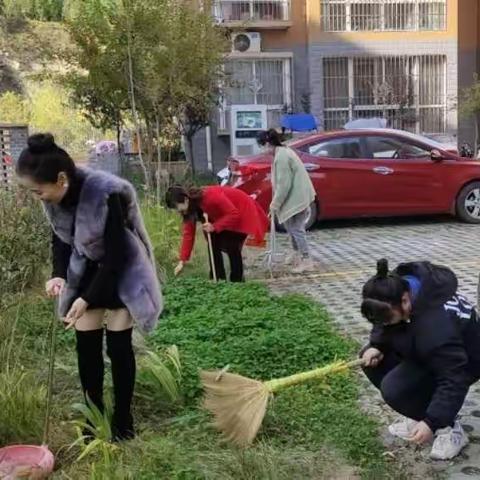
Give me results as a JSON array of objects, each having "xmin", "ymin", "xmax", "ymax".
[
  {"xmin": 458, "ymin": 0, "xmax": 479, "ymax": 50},
  {"xmin": 260, "ymin": 1, "xmax": 308, "ymax": 50}
]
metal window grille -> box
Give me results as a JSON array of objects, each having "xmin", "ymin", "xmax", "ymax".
[
  {"xmin": 213, "ymin": 0, "xmax": 291, "ymax": 22},
  {"xmin": 322, "ymin": 55, "xmax": 447, "ymax": 133},
  {"xmin": 219, "ymin": 58, "xmax": 292, "ymax": 132},
  {"xmin": 0, "ymin": 128, "xmax": 14, "ymax": 187},
  {"xmin": 322, "ymin": 0, "xmax": 446, "ymax": 32}
]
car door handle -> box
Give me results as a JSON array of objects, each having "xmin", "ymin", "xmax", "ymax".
[
  {"xmin": 304, "ymin": 163, "xmax": 319, "ymax": 171},
  {"xmin": 373, "ymin": 166, "xmax": 394, "ymax": 175}
]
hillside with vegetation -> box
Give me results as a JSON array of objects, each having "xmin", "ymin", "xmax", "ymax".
[{"xmin": 0, "ymin": 17, "xmax": 111, "ymax": 158}]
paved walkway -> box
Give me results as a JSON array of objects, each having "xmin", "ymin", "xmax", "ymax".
[{"xmin": 253, "ymin": 216, "xmax": 480, "ymax": 480}]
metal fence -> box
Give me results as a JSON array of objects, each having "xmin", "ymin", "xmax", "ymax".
[
  {"xmin": 322, "ymin": 54, "xmax": 447, "ymax": 133},
  {"xmin": 0, "ymin": 128, "xmax": 14, "ymax": 187},
  {"xmin": 213, "ymin": 0, "xmax": 291, "ymax": 22},
  {"xmin": 321, "ymin": 0, "xmax": 447, "ymax": 32},
  {"xmin": 218, "ymin": 57, "xmax": 291, "ymax": 132}
]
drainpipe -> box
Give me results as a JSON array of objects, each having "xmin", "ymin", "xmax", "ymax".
[{"xmin": 206, "ymin": 125, "xmax": 213, "ymax": 171}]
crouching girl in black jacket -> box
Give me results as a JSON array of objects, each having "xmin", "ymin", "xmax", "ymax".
[{"xmin": 360, "ymin": 259, "xmax": 480, "ymax": 460}]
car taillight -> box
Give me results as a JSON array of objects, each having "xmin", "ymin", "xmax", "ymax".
[
  {"xmin": 238, "ymin": 165, "xmax": 255, "ymax": 177},
  {"xmin": 228, "ymin": 160, "xmax": 256, "ymax": 177}
]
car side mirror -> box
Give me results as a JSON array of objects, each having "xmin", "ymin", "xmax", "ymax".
[{"xmin": 431, "ymin": 149, "xmax": 444, "ymax": 162}]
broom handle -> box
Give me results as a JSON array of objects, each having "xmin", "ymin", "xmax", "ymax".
[
  {"xmin": 264, "ymin": 358, "xmax": 365, "ymax": 393},
  {"xmin": 42, "ymin": 301, "xmax": 58, "ymax": 445},
  {"xmin": 204, "ymin": 213, "xmax": 217, "ymax": 282}
]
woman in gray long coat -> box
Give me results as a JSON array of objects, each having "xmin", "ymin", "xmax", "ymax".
[{"xmin": 16, "ymin": 133, "xmax": 163, "ymax": 441}]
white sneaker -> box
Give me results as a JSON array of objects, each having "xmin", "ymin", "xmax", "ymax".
[
  {"xmin": 388, "ymin": 417, "xmax": 418, "ymax": 440},
  {"xmin": 430, "ymin": 421, "xmax": 468, "ymax": 460},
  {"xmin": 292, "ymin": 257, "xmax": 315, "ymax": 274}
]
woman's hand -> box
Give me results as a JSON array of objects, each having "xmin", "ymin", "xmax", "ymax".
[
  {"xmin": 202, "ymin": 222, "xmax": 215, "ymax": 234},
  {"xmin": 65, "ymin": 297, "xmax": 88, "ymax": 330},
  {"xmin": 174, "ymin": 261, "xmax": 185, "ymax": 276},
  {"xmin": 268, "ymin": 205, "xmax": 277, "ymax": 220},
  {"xmin": 408, "ymin": 421, "xmax": 433, "ymax": 445},
  {"xmin": 361, "ymin": 347, "xmax": 384, "ymax": 367},
  {"xmin": 45, "ymin": 277, "xmax": 66, "ymax": 297}
]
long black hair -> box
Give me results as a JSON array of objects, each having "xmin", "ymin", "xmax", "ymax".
[
  {"xmin": 165, "ymin": 185, "xmax": 204, "ymax": 221},
  {"xmin": 256, "ymin": 128, "xmax": 284, "ymax": 147},
  {"xmin": 16, "ymin": 133, "xmax": 76, "ymax": 184},
  {"xmin": 361, "ymin": 259, "xmax": 410, "ymax": 324}
]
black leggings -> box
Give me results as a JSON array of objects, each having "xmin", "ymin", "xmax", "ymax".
[
  {"xmin": 361, "ymin": 347, "xmax": 440, "ymax": 422},
  {"xmin": 209, "ymin": 231, "xmax": 247, "ymax": 282}
]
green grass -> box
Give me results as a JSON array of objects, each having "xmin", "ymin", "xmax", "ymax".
[
  {"xmin": 147, "ymin": 278, "xmax": 393, "ymax": 478},
  {"xmin": 0, "ymin": 279, "xmax": 399, "ymax": 479}
]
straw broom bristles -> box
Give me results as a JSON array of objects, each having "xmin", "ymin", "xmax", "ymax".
[
  {"xmin": 201, "ymin": 370, "xmax": 271, "ymax": 446},
  {"xmin": 200, "ymin": 358, "xmax": 365, "ymax": 447}
]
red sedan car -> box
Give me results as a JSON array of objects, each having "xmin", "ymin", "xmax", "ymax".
[{"xmin": 225, "ymin": 129, "xmax": 480, "ymax": 228}]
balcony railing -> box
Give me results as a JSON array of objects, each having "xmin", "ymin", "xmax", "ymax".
[{"xmin": 213, "ymin": 1, "xmax": 291, "ymax": 27}]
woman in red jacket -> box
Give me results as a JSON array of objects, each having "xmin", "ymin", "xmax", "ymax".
[{"xmin": 166, "ymin": 185, "xmax": 269, "ymax": 282}]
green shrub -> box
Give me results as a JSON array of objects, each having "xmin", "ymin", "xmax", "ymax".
[
  {"xmin": 0, "ymin": 188, "xmax": 49, "ymax": 299},
  {"xmin": 0, "ymin": 0, "xmax": 64, "ymax": 21},
  {"xmin": 142, "ymin": 202, "xmax": 181, "ymax": 281},
  {"xmin": 0, "ymin": 368, "xmax": 46, "ymax": 445},
  {"xmin": 136, "ymin": 346, "xmax": 182, "ymax": 405},
  {"xmin": 3, "ymin": 297, "xmax": 76, "ymax": 370},
  {"xmin": 0, "ymin": 299, "xmax": 47, "ymax": 445},
  {"xmin": 0, "ymin": 83, "xmax": 112, "ymax": 159}
]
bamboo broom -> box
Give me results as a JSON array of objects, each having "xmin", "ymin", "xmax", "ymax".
[
  {"xmin": 203, "ymin": 213, "xmax": 217, "ymax": 282},
  {"xmin": 200, "ymin": 358, "xmax": 365, "ymax": 447}
]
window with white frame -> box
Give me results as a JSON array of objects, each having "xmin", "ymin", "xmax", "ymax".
[
  {"xmin": 321, "ymin": 0, "xmax": 446, "ymax": 32},
  {"xmin": 322, "ymin": 55, "xmax": 447, "ymax": 133},
  {"xmin": 219, "ymin": 58, "xmax": 292, "ymax": 131},
  {"xmin": 213, "ymin": 1, "xmax": 291, "ymax": 23}
]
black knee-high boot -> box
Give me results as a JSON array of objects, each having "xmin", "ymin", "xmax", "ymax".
[
  {"xmin": 106, "ymin": 328, "xmax": 136, "ymax": 441},
  {"xmin": 75, "ymin": 329, "xmax": 105, "ymax": 413}
]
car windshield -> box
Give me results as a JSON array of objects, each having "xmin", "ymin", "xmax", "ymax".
[
  {"xmin": 423, "ymin": 134, "xmax": 455, "ymax": 144},
  {"xmin": 394, "ymin": 131, "xmax": 450, "ymax": 150}
]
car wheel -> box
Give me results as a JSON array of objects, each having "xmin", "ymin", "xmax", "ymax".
[
  {"xmin": 275, "ymin": 201, "xmax": 318, "ymax": 232},
  {"xmin": 456, "ymin": 182, "xmax": 480, "ymax": 223}
]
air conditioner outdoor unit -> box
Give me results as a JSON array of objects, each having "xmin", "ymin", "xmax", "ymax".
[{"xmin": 231, "ymin": 32, "xmax": 261, "ymax": 54}]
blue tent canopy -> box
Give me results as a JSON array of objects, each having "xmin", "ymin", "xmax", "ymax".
[{"xmin": 280, "ymin": 114, "xmax": 318, "ymax": 132}]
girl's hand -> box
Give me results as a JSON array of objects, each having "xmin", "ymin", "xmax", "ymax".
[
  {"xmin": 174, "ymin": 261, "xmax": 185, "ymax": 276},
  {"xmin": 202, "ymin": 222, "xmax": 215, "ymax": 234},
  {"xmin": 45, "ymin": 277, "xmax": 66, "ymax": 297},
  {"xmin": 65, "ymin": 298, "xmax": 88, "ymax": 330},
  {"xmin": 361, "ymin": 347, "xmax": 384, "ymax": 367},
  {"xmin": 408, "ymin": 421, "xmax": 433, "ymax": 445}
]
